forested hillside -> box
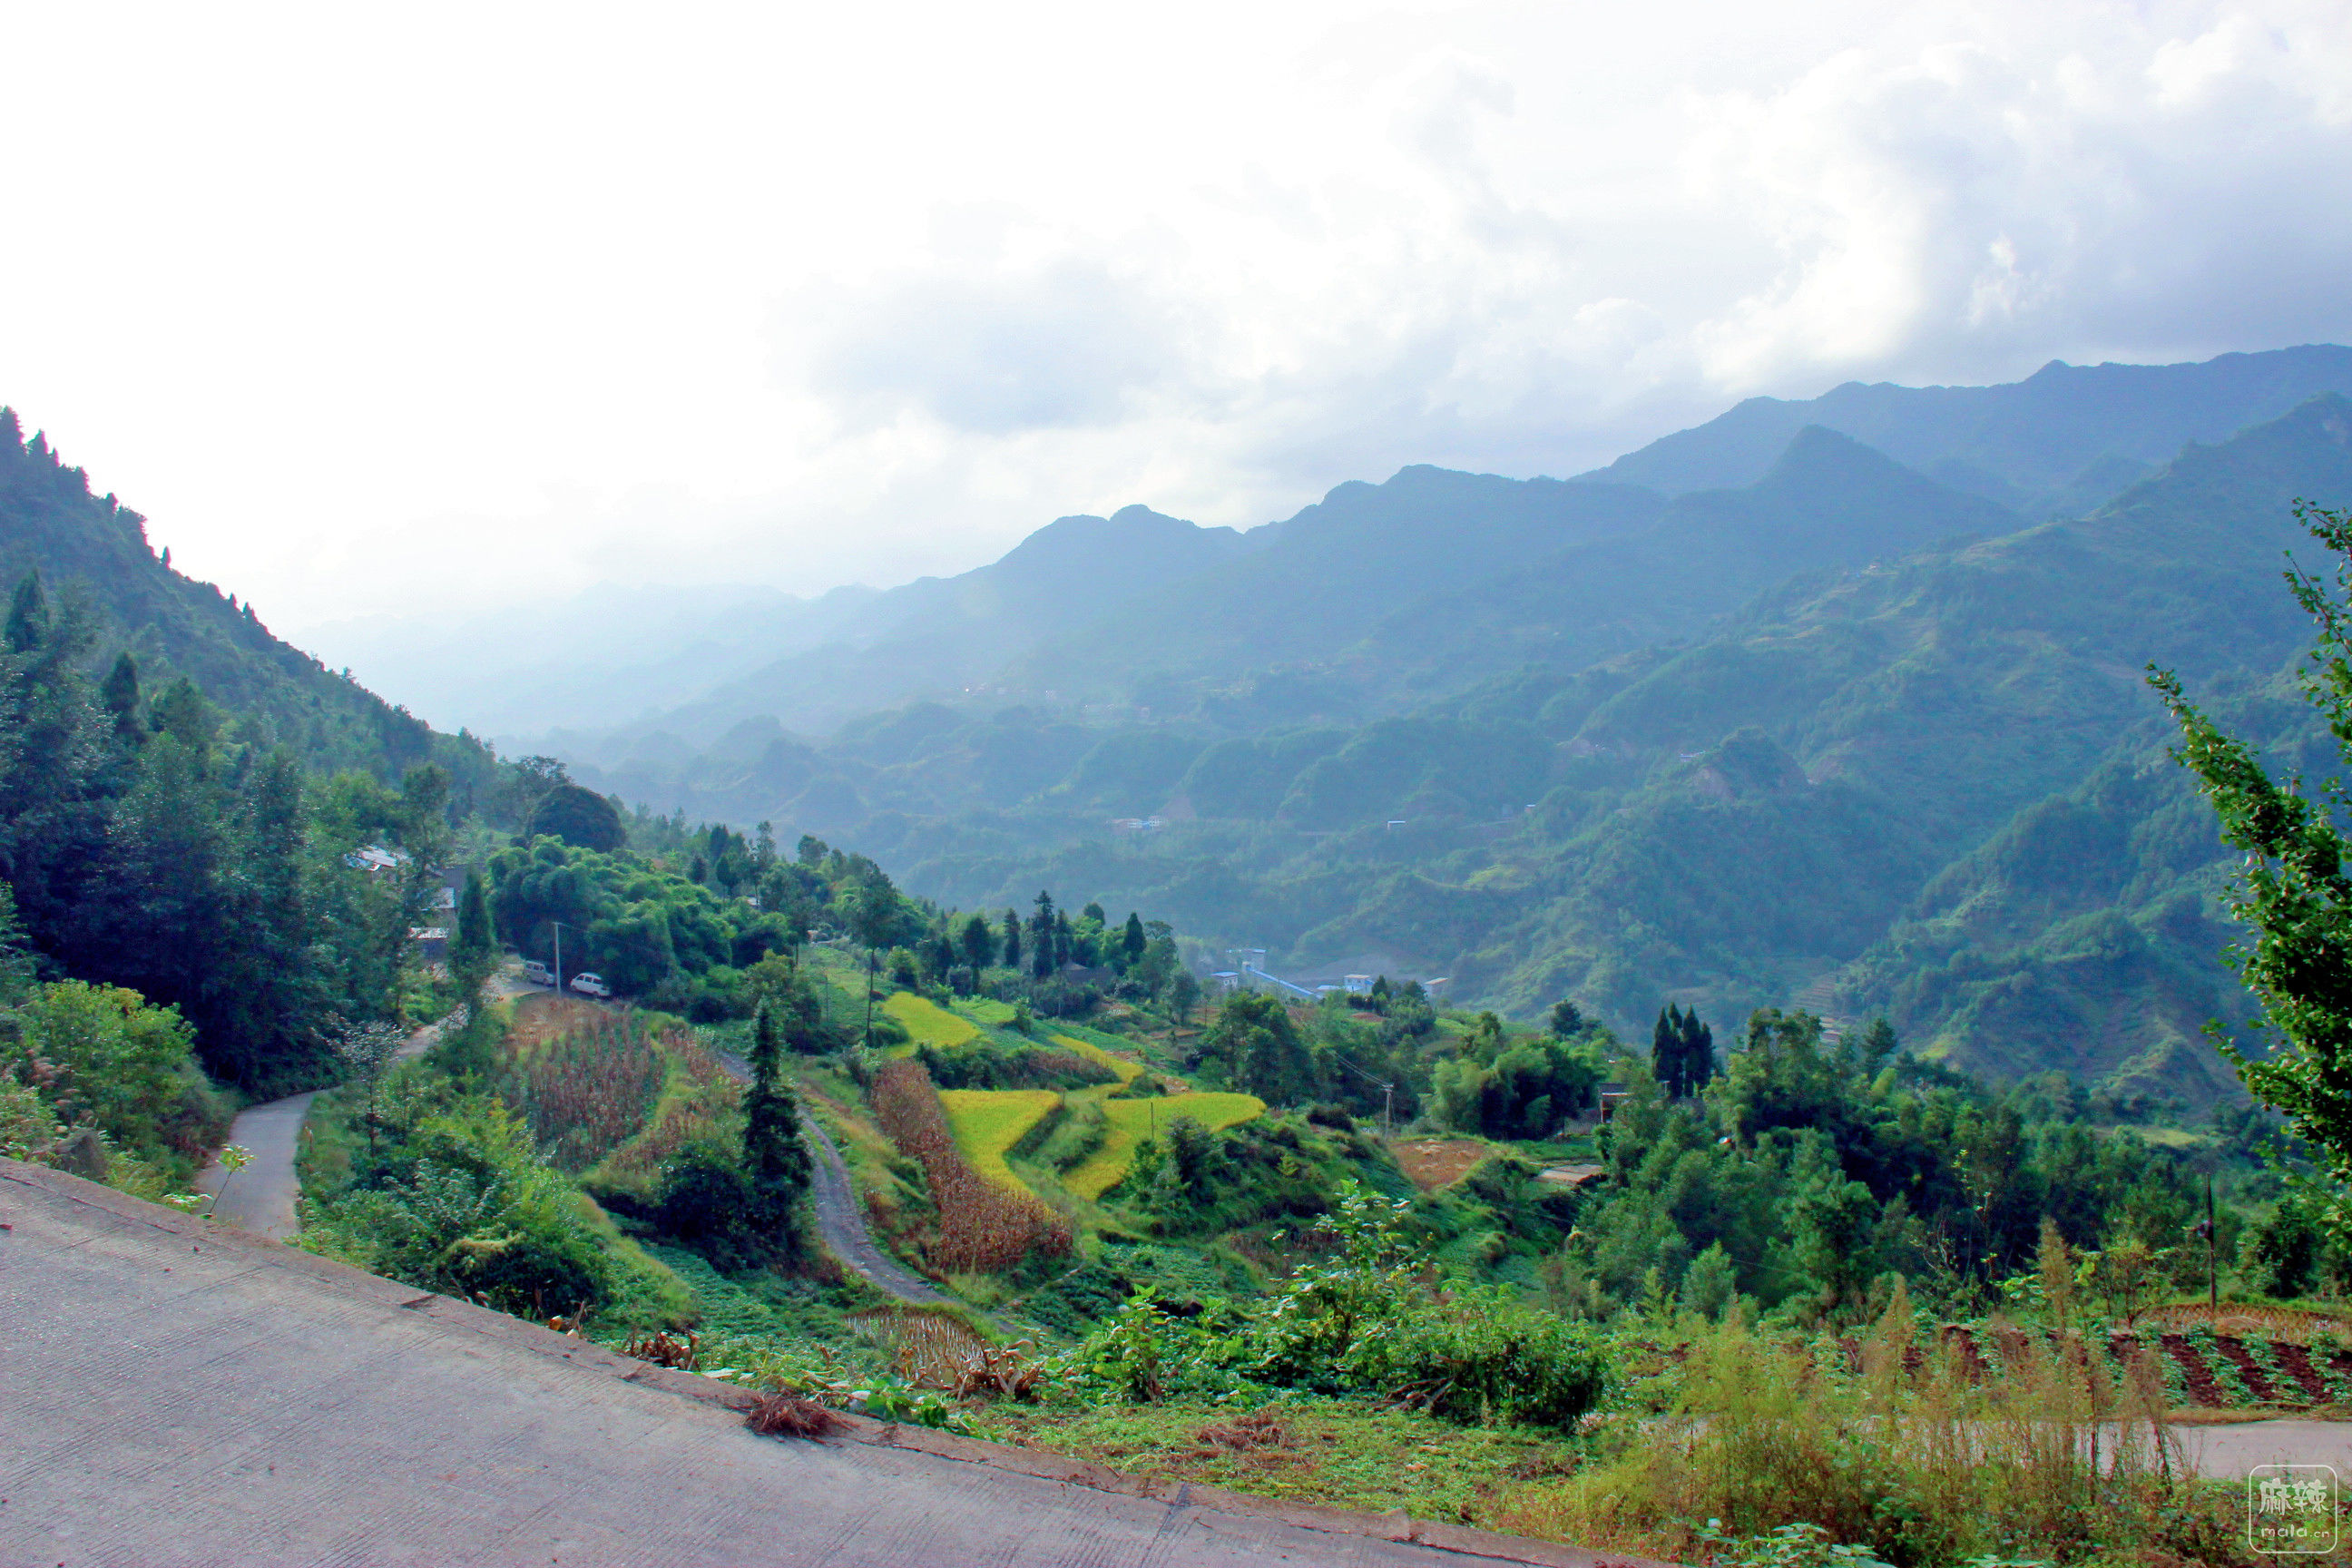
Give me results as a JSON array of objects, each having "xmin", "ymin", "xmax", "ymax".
[
  {"xmin": 0, "ymin": 412, "xmax": 524, "ymax": 1094},
  {"xmin": 0, "ymin": 410, "xmax": 434, "ymax": 774},
  {"xmin": 1581, "ymin": 342, "xmax": 2352, "ymax": 511}
]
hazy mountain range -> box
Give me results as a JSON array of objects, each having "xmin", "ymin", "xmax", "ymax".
[
  {"xmin": 21, "ymin": 345, "xmax": 2352, "ymax": 1102},
  {"xmin": 500, "ymin": 347, "xmax": 2352, "ymax": 1102}
]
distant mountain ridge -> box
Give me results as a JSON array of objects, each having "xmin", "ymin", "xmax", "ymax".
[{"xmin": 1580, "ymin": 343, "xmax": 2352, "ymax": 512}]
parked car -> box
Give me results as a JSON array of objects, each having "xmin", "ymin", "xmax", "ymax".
[
  {"xmin": 568, "ymin": 972, "xmax": 612, "ymax": 998},
  {"xmin": 523, "ymin": 960, "xmax": 553, "ymax": 986}
]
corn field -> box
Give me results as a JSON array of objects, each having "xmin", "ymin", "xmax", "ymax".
[
  {"xmin": 586, "ymin": 1025, "xmax": 740, "ymax": 1184},
  {"xmin": 495, "ymin": 1009, "xmax": 666, "ymax": 1171},
  {"xmin": 871, "ymin": 1060, "xmax": 1071, "ymax": 1273}
]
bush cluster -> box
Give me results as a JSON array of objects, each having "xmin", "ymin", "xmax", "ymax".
[{"xmin": 1057, "ymin": 1181, "xmax": 1611, "ymax": 1433}]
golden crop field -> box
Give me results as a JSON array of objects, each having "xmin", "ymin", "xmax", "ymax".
[
  {"xmin": 1051, "ymin": 1032, "xmax": 1142, "ymax": 1083},
  {"xmin": 1063, "ymin": 1092, "xmax": 1265, "ymax": 1200},
  {"xmin": 939, "ymin": 1087, "xmax": 1061, "ymax": 1197},
  {"xmin": 882, "ymin": 992, "xmax": 980, "ymax": 1053}
]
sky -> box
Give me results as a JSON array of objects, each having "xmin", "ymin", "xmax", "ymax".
[{"xmin": 2, "ymin": 0, "xmax": 2349, "ymax": 637}]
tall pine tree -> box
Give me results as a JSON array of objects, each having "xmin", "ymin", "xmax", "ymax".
[{"xmin": 743, "ymin": 997, "xmax": 811, "ymax": 1204}]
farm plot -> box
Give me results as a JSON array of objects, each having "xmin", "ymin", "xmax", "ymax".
[
  {"xmin": 873, "ymin": 1063, "xmax": 1070, "ymax": 1273},
  {"xmin": 1051, "ymin": 1033, "xmax": 1141, "ymax": 1083},
  {"xmin": 881, "ymin": 992, "xmax": 980, "ymax": 1055},
  {"xmin": 1064, "ymin": 1092, "xmax": 1264, "ymax": 1201},
  {"xmin": 940, "ymin": 1088, "xmax": 1061, "ymax": 1198},
  {"xmin": 1392, "ymin": 1138, "xmax": 1491, "ymax": 1192}
]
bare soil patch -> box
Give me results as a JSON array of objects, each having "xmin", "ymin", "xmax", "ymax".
[{"xmin": 1392, "ymin": 1138, "xmax": 1490, "ymax": 1191}]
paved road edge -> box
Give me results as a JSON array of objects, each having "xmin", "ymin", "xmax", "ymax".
[{"xmin": 2, "ymin": 1156, "xmax": 1666, "ymax": 1568}]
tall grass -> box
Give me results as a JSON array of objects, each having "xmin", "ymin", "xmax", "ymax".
[
  {"xmin": 873, "ymin": 1060, "xmax": 1071, "ymax": 1273},
  {"xmin": 1494, "ymin": 1277, "xmax": 2200, "ymax": 1566}
]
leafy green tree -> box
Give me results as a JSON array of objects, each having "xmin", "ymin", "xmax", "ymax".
[
  {"xmin": 4, "ymin": 571, "xmax": 45, "ymax": 653},
  {"xmin": 99, "ymin": 652, "xmax": 140, "ymax": 740},
  {"xmin": 1549, "ymin": 997, "xmax": 1584, "ymax": 1037},
  {"xmin": 524, "ymin": 782, "xmax": 624, "ymax": 851},
  {"xmin": 1198, "ymin": 992, "xmax": 1315, "ymax": 1104},
  {"xmin": 2153, "ymin": 501, "xmax": 2352, "ymax": 1233}
]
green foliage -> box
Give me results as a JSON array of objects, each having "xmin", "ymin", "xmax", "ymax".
[
  {"xmin": 2154, "ymin": 499, "xmax": 2352, "ymax": 1234},
  {"xmin": 5, "ymin": 979, "xmax": 228, "ymax": 1171},
  {"xmin": 1058, "ymin": 1181, "xmax": 1612, "ymax": 1432},
  {"xmin": 1651, "ymin": 1003, "xmax": 1715, "ymax": 1099},
  {"xmin": 1566, "ymin": 1010, "xmax": 2205, "ymax": 1323},
  {"xmin": 525, "ymin": 782, "xmax": 624, "ymax": 851},
  {"xmin": 1432, "ymin": 1030, "xmax": 1603, "ymax": 1139},
  {"xmin": 1193, "ymin": 992, "xmax": 1316, "ymax": 1105},
  {"xmin": 303, "ymin": 1071, "xmax": 681, "ymax": 1325}
]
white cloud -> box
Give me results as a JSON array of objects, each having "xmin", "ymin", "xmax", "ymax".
[{"xmin": 0, "ymin": 0, "xmax": 2347, "ymax": 644}]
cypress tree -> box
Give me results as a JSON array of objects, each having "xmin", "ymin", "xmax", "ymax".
[
  {"xmin": 1681, "ymin": 1009, "xmax": 1716, "ymax": 1093},
  {"xmin": 5, "ymin": 572, "xmax": 46, "ymax": 653},
  {"xmin": 450, "ymin": 872, "xmax": 495, "ymax": 996},
  {"xmin": 1001, "ymin": 907, "xmax": 1022, "ymax": 969},
  {"xmin": 1652, "ymin": 1004, "xmax": 1680, "ymax": 1096},
  {"xmin": 101, "ymin": 652, "xmax": 142, "ymax": 740},
  {"xmin": 743, "ymin": 998, "xmax": 811, "ymax": 1196},
  {"xmin": 1122, "ymin": 911, "xmax": 1147, "ymax": 965}
]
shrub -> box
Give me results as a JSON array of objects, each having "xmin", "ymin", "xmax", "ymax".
[
  {"xmin": 302, "ymin": 1079, "xmax": 677, "ymax": 1325},
  {"xmin": 7, "ymin": 980, "xmax": 229, "ymax": 1167},
  {"xmin": 653, "ymin": 1141, "xmax": 792, "ymax": 1272},
  {"xmin": 1058, "ymin": 1181, "xmax": 1612, "ymax": 1433}
]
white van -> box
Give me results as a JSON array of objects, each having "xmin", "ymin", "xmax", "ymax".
[
  {"xmin": 569, "ymin": 972, "xmax": 612, "ymax": 999},
  {"xmin": 523, "ymin": 960, "xmax": 553, "ymax": 986}
]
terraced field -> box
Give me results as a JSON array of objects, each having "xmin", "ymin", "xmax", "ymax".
[
  {"xmin": 1051, "ymin": 1033, "xmax": 1141, "ymax": 1083},
  {"xmin": 938, "ymin": 1088, "xmax": 1061, "ymax": 1198},
  {"xmin": 1064, "ymin": 1092, "xmax": 1265, "ymax": 1200},
  {"xmin": 883, "ymin": 993, "xmax": 980, "ymax": 1053}
]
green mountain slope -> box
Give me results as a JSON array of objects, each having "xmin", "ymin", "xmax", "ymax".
[
  {"xmin": 0, "ymin": 409, "xmax": 432, "ymax": 774},
  {"xmin": 825, "ymin": 396, "xmax": 2350, "ymax": 1102}
]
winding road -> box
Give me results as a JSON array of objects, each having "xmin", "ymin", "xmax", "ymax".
[
  {"xmin": 713, "ymin": 1048, "xmax": 949, "ymax": 1305},
  {"xmin": 195, "ymin": 981, "xmax": 945, "ymax": 1309}
]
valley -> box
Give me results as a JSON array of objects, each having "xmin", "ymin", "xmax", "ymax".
[{"xmin": 11, "ymin": 348, "xmax": 2352, "ymax": 1567}]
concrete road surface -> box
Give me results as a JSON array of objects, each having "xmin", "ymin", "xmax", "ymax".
[
  {"xmin": 2, "ymin": 1161, "xmax": 1622, "ymax": 1568},
  {"xmin": 191, "ymin": 1090, "xmax": 316, "ymax": 1240},
  {"xmin": 193, "ymin": 982, "xmax": 534, "ymax": 1241}
]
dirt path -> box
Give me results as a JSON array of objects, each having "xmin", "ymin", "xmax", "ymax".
[{"xmin": 713, "ymin": 1049, "xmax": 948, "ymax": 1305}]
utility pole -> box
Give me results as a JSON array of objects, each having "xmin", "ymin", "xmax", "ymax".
[
  {"xmin": 864, "ymin": 947, "xmax": 877, "ymax": 1050},
  {"xmin": 551, "ymin": 921, "xmax": 569, "ymax": 997},
  {"xmin": 2192, "ymin": 1173, "xmax": 2218, "ymax": 1309},
  {"xmin": 2207, "ymin": 1174, "xmax": 2219, "ymax": 1310}
]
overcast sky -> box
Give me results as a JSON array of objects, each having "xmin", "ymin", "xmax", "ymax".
[{"xmin": 3, "ymin": 0, "xmax": 2348, "ymax": 635}]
